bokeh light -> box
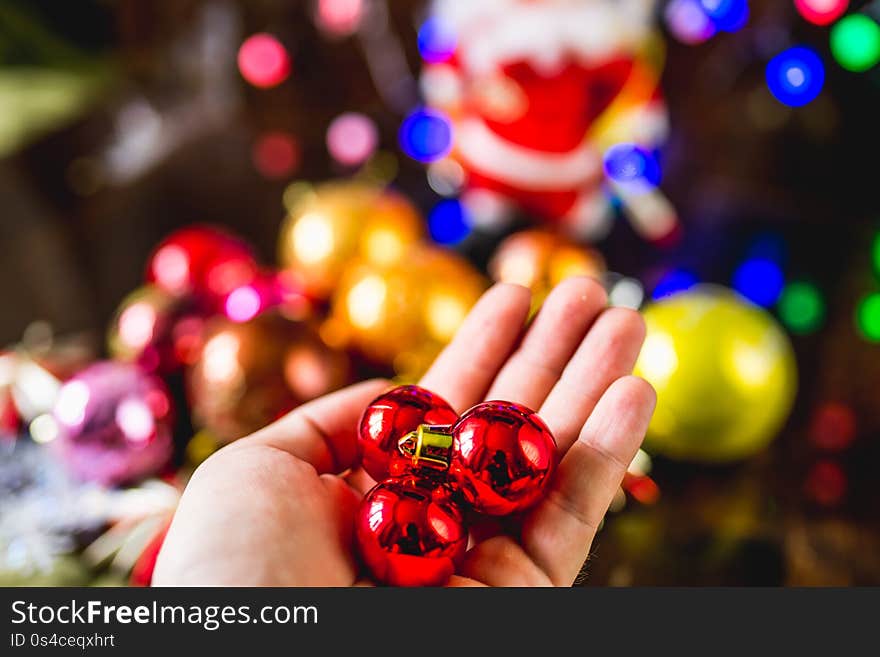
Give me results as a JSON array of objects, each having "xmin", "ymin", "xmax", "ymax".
[
  {"xmin": 252, "ymin": 132, "xmax": 300, "ymax": 179},
  {"xmin": 766, "ymin": 47, "xmax": 825, "ymax": 107},
  {"xmin": 664, "ymin": 0, "xmax": 717, "ymax": 45},
  {"xmin": 225, "ymin": 285, "xmax": 262, "ymax": 323},
  {"xmin": 733, "ymin": 258, "xmax": 785, "ymax": 307},
  {"xmin": 830, "ymin": 14, "xmax": 880, "ymax": 72},
  {"xmin": 652, "ymin": 269, "xmax": 700, "ymax": 300},
  {"xmin": 805, "ymin": 459, "xmax": 847, "ymax": 506},
  {"xmin": 418, "ymin": 17, "xmax": 457, "ymax": 63},
  {"xmin": 699, "ymin": 0, "xmax": 749, "ymax": 32},
  {"xmin": 604, "ymin": 143, "xmax": 662, "ymax": 191},
  {"xmin": 809, "ymin": 401, "xmax": 857, "ymax": 451},
  {"xmin": 778, "ymin": 281, "xmax": 825, "ymax": 334},
  {"xmin": 794, "ymin": 0, "xmax": 849, "ymax": 26},
  {"xmin": 428, "ymin": 199, "xmax": 472, "ymax": 245},
  {"xmin": 399, "ymin": 109, "xmax": 453, "ymax": 162},
  {"xmin": 856, "ymin": 292, "xmax": 880, "ymax": 341},
  {"xmin": 315, "ymin": 0, "xmax": 364, "ymax": 37},
  {"xmin": 326, "ymin": 112, "xmax": 378, "ymax": 166},
  {"xmin": 237, "ymin": 33, "xmax": 291, "ymax": 88}
]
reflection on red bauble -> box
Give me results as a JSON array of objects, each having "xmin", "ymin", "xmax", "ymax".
[
  {"xmin": 451, "ymin": 401, "xmax": 557, "ymax": 515},
  {"xmin": 52, "ymin": 361, "xmax": 174, "ymax": 486},
  {"xmin": 146, "ymin": 225, "xmax": 258, "ymax": 310},
  {"xmin": 355, "ymin": 476, "xmax": 467, "ymax": 587},
  {"xmin": 358, "ymin": 385, "xmax": 458, "ymax": 482}
]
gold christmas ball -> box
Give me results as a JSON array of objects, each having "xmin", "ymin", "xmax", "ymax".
[
  {"xmin": 278, "ymin": 181, "xmax": 423, "ymax": 298},
  {"xmin": 326, "ymin": 245, "xmax": 487, "ymax": 376},
  {"xmin": 187, "ymin": 312, "xmax": 349, "ymax": 443},
  {"xmin": 634, "ymin": 286, "xmax": 797, "ymax": 463},
  {"xmin": 489, "ymin": 230, "xmax": 605, "ymax": 310}
]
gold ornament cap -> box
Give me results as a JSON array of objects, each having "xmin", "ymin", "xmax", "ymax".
[{"xmin": 398, "ymin": 424, "xmax": 454, "ymax": 472}]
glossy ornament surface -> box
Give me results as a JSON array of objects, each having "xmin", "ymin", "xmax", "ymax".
[
  {"xmin": 278, "ymin": 182, "xmax": 423, "ymax": 299},
  {"xmin": 355, "ymin": 476, "xmax": 467, "ymax": 586},
  {"xmin": 327, "ymin": 244, "xmax": 486, "ymax": 375},
  {"xmin": 187, "ymin": 312, "xmax": 348, "ymax": 443},
  {"xmin": 634, "ymin": 286, "xmax": 797, "ymax": 462},
  {"xmin": 489, "ymin": 229, "xmax": 605, "ymax": 310},
  {"xmin": 358, "ymin": 385, "xmax": 458, "ymax": 482},
  {"xmin": 52, "ymin": 361, "xmax": 174, "ymax": 486},
  {"xmin": 107, "ymin": 285, "xmax": 205, "ymax": 373},
  {"xmin": 451, "ymin": 401, "xmax": 557, "ymax": 515},
  {"xmin": 146, "ymin": 225, "xmax": 258, "ymax": 310}
]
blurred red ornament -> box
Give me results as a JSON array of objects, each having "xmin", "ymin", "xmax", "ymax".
[
  {"xmin": 252, "ymin": 131, "xmax": 300, "ymax": 179},
  {"xmin": 355, "ymin": 475, "xmax": 467, "ymax": 586},
  {"xmin": 52, "ymin": 361, "xmax": 174, "ymax": 486},
  {"xmin": 146, "ymin": 226, "xmax": 258, "ymax": 311},
  {"xmin": 108, "ymin": 285, "xmax": 205, "ymax": 374},
  {"xmin": 358, "ymin": 385, "xmax": 458, "ymax": 482},
  {"xmin": 805, "ymin": 460, "xmax": 847, "ymax": 507},
  {"xmin": 130, "ymin": 520, "xmax": 171, "ymax": 587},
  {"xmin": 449, "ymin": 401, "xmax": 556, "ymax": 515},
  {"xmin": 809, "ymin": 402, "xmax": 857, "ymax": 452},
  {"xmin": 0, "ymin": 353, "xmax": 20, "ymax": 441},
  {"xmin": 238, "ymin": 33, "xmax": 291, "ymax": 88},
  {"xmin": 187, "ymin": 313, "xmax": 348, "ymax": 443}
]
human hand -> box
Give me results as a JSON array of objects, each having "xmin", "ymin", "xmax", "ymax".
[{"xmin": 153, "ymin": 277, "xmax": 655, "ymax": 586}]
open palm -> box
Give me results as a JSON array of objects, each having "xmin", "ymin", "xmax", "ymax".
[{"xmin": 153, "ymin": 277, "xmax": 655, "ymax": 586}]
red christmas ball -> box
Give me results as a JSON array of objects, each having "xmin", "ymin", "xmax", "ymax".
[
  {"xmin": 358, "ymin": 385, "xmax": 458, "ymax": 482},
  {"xmin": 146, "ymin": 226, "xmax": 258, "ymax": 310},
  {"xmin": 451, "ymin": 401, "xmax": 557, "ymax": 515},
  {"xmin": 355, "ymin": 475, "xmax": 467, "ymax": 586}
]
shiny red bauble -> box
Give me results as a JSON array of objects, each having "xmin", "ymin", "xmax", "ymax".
[
  {"xmin": 358, "ymin": 385, "xmax": 458, "ymax": 482},
  {"xmin": 450, "ymin": 401, "xmax": 557, "ymax": 516},
  {"xmin": 354, "ymin": 475, "xmax": 467, "ymax": 587},
  {"xmin": 146, "ymin": 225, "xmax": 258, "ymax": 310}
]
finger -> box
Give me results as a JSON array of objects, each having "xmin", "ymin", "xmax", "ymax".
[
  {"xmin": 460, "ymin": 536, "xmax": 553, "ymax": 587},
  {"xmin": 344, "ymin": 467, "xmax": 377, "ymax": 496},
  {"xmin": 522, "ymin": 376, "xmax": 656, "ymax": 586},
  {"xmin": 539, "ymin": 307, "xmax": 646, "ymax": 453},
  {"xmin": 419, "ymin": 283, "xmax": 531, "ymax": 412},
  {"xmin": 486, "ymin": 277, "xmax": 606, "ymax": 410},
  {"xmin": 247, "ymin": 379, "xmax": 391, "ymax": 474}
]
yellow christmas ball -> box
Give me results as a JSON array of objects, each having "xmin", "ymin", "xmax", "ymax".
[
  {"xmin": 489, "ymin": 230, "xmax": 605, "ymax": 311},
  {"xmin": 634, "ymin": 286, "xmax": 797, "ymax": 463},
  {"xmin": 326, "ymin": 245, "xmax": 487, "ymax": 376},
  {"xmin": 278, "ymin": 181, "xmax": 423, "ymax": 298}
]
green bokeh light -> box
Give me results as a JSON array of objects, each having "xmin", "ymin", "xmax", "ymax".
[
  {"xmin": 830, "ymin": 14, "xmax": 880, "ymax": 73},
  {"xmin": 856, "ymin": 292, "xmax": 880, "ymax": 342},
  {"xmin": 778, "ymin": 282, "xmax": 825, "ymax": 335}
]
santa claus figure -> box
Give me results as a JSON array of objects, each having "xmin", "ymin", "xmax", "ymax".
[{"xmin": 421, "ymin": 0, "xmax": 673, "ymax": 240}]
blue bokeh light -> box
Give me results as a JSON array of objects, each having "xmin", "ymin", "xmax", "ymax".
[
  {"xmin": 399, "ymin": 109, "xmax": 453, "ymax": 162},
  {"xmin": 766, "ymin": 46, "xmax": 825, "ymax": 107},
  {"xmin": 733, "ymin": 258, "xmax": 785, "ymax": 307},
  {"xmin": 652, "ymin": 269, "xmax": 700, "ymax": 300},
  {"xmin": 428, "ymin": 199, "xmax": 471, "ymax": 245},
  {"xmin": 603, "ymin": 144, "xmax": 662, "ymax": 191},
  {"xmin": 699, "ymin": 0, "xmax": 749, "ymax": 32},
  {"xmin": 418, "ymin": 18, "xmax": 457, "ymax": 63}
]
